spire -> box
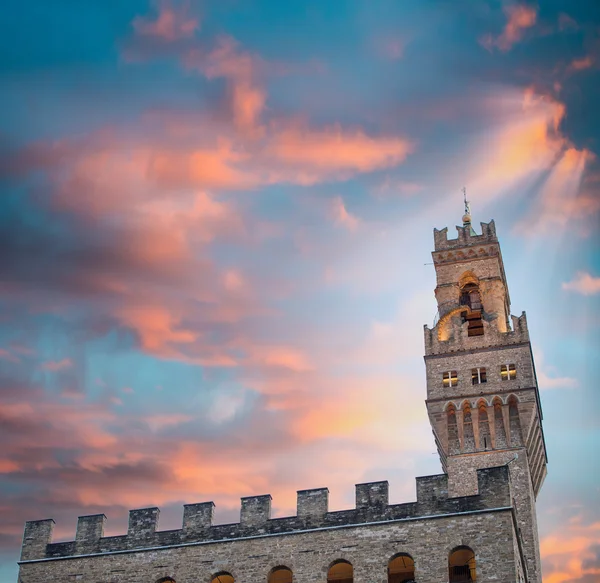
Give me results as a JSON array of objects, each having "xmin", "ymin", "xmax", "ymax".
[{"xmin": 462, "ymin": 187, "xmax": 477, "ymax": 235}]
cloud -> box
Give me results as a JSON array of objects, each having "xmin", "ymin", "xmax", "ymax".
[
  {"xmin": 541, "ymin": 519, "xmax": 600, "ymax": 583},
  {"xmin": 331, "ymin": 196, "xmax": 359, "ymax": 231},
  {"xmin": 563, "ymin": 272, "xmax": 600, "ymax": 296},
  {"xmin": 480, "ymin": 3, "xmax": 538, "ymax": 52},
  {"xmin": 185, "ymin": 35, "xmax": 267, "ymax": 136},
  {"xmin": 132, "ymin": 0, "xmax": 199, "ymax": 41},
  {"xmin": 569, "ymin": 55, "xmax": 594, "ymax": 72},
  {"xmin": 515, "ymin": 146, "xmax": 597, "ymax": 236},
  {"xmin": 266, "ymin": 123, "xmax": 413, "ymax": 184},
  {"xmin": 0, "ymin": 349, "xmax": 20, "ymax": 364},
  {"xmin": 40, "ymin": 358, "xmax": 73, "ymax": 372}
]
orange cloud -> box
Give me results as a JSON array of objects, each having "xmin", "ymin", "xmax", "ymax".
[
  {"xmin": 267, "ymin": 124, "xmax": 413, "ymax": 184},
  {"xmin": 116, "ymin": 304, "xmax": 196, "ymax": 353},
  {"xmin": 562, "ymin": 272, "xmax": 600, "ymax": 296},
  {"xmin": 148, "ymin": 142, "xmax": 258, "ymax": 190},
  {"xmin": 246, "ymin": 345, "xmax": 313, "ymax": 372},
  {"xmin": 569, "ymin": 55, "xmax": 594, "ymax": 72},
  {"xmin": 480, "ymin": 3, "xmax": 537, "ymax": 52},
  {"xmin": 541, "ymin": 520, "xmax": 600, "ymax": 583},
  {"xmin": 133, "ymin": 0, "xmax": 198, "ymax": 41}
]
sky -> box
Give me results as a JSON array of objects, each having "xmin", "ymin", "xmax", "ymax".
[{"xmin": 0, "ymin": 1, "xmax": 599, "ymax": 581}]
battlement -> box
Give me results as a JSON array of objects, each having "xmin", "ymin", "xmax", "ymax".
[
  {"xmin": 424, "ymin": 312, "xmax": 530, "ymax": 356},
  {"xmin": 20, "ymin": 466, "xmax": 511, "ymax": 562},
  {"xmin": 434, "ymin": 220, "xmax": 497, "ymax": 251}
]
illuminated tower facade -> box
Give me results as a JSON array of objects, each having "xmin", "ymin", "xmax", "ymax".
[{"xmin": 423, "ymin": 204, "xmax": 547, "ymax": 583}]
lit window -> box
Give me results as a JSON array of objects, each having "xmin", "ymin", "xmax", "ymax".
[
  {"xmin": 471, "ymin": 367, "xmax": 487, "ymax": 385},
  {"xmin": 443, "ymin": 371, "xmax": 458, "ymax": 387},
  {"xmin": 501, "ymin": 364, "xmax": 516, "ymax": 381}
]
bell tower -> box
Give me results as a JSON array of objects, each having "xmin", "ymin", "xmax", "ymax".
[{"xmin": 423, "ymin": 202, "xmax": 547, "ymax": 583}]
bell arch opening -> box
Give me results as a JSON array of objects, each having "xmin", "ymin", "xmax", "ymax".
[{"xmin": 449, "ymin": 546, "xmax": 476, "ymax": 581}]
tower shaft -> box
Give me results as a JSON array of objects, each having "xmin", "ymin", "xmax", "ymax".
[{"xmin": 424, "ymin": 218, "xmax": 547, "ymax": 583}]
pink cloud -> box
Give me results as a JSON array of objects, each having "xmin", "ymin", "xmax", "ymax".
[
  {"xmin": 144, "ymin": 414, "xmax": 194, "ymax": 431},
  {"xmin": 41, "ymin": 358, "xmax": 73, "ymax": 372},
  {"xmin": 480, "ymin": 3, "xmax": 538, "ymax": 52},
  {"xmin": 186, "ymin": 36, "xmax": 267, "ymax": 136},
  {"xmin": 562, "ymin": 272, "xmax": 600, "ymax": 296},
  {"xmin": 132, "ymin": 0, "xmax": 198, "ymax": 42},
  {"xmin": 331, "ymin": 196, "xmax": 359, "ymax": 231},
  {"xmin": 568, "ymin": 55, "xmax": 594, "ymax": 72},
  {"xmin": 116, "ymin": 304, "xmax": 196, "ymax": 352},
  {"xmin": 245, "ymin": 345, "xmax": 313, "ymax": 372},
  {"xmin": 374, "ymin": 36, "xmax": 406, "ymax": 61},
  {"xmin": 558, "ymin": 13, "xmax": 578, "ymax": 32},
  {"xmin": 0, "ymin": 348, "xmax": 20, "ymax": 363},
  {"xmin": 266, "ymin": 123, "xmax": 413, "ymax": 184}
]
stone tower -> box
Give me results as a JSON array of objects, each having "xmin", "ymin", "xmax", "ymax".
[{"xmin": 423, "ymin": 205, "xmax": 547, "ymax": 583}]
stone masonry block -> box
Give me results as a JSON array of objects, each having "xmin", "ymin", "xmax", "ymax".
[
  {"xmin": 355, "ymin": 481, "xmax": 389, "ymax": 509},
  {"xmin": 297, "ymin": 488, "xmax": 329, "ymax": 519},
  {"xmin": 240, "ymin": 495, "xmax": 271, "ymax": 526},
  {"xmin": 416, "ymin": 474, "xmax": 448, "ymax": 502},
  {"xmin": 75, "ymin": 514, "xmax": 106, "ymax": 544},
  {"xmin": 127, "ymin": 507, "xmax": 159, "ymax": 540},
  {"xmin": 183, "ymin": 502, "xmax": 214, "ymax": 534},
  {"xmin": 20, "ymin": 519, "xmax": 54, "ymax": 561}
]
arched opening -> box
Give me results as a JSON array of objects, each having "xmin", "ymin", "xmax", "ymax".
[
  {"xmin": 156, "ymin": 578, "xmax": 176, "ymax": 583},
  {"xmin": 493, "ymin": 397, "xmax": 507, "ymax": 449},
  {"xmin": 447, "ymin": 403, "xmax": 460, "ymax": 455},
  {"xmin": 211, "ymin": 573, "xmax": 234, "ymax": 583},
  {"xmin": 449, "ymin": 546, "xmax": 476, "ymax": 581},
  {"xmin": 508, "ymin": 395, "xmax": 522, "ymax": 446},
  {"xmin": 478, "ymin": 401, "xmax": 491, "ymax": 451},
  {"xmin": 269, "ymin": 567, "xmax": 293, "ymax": 583},
  {"xmin": 462, "ymin": 402, "xmax": 475, "ymax": 453},
  {"xmin": 327, "ymin": 560, "xmax": 353, "ymax": 583},
  {"xmin": 459, "ymin": 275, "xmax": 484, "ymax": 337},
  {"xmin": 388, "ymin": 553, "xmax": 415, "ymax": 582}
]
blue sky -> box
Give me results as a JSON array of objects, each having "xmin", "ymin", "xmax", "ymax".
[{"xmin": 0, "ymin": 1, "xmax": 599, "ymax": 581}]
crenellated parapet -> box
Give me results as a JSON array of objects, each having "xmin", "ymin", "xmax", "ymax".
[
  {"xmin": 424, "ymin": 311, "xmax": 530, "ymax": 356},
  {"xmin": 433, "ymin": 221, "xmax": 498, "ymax": 251},
  {"xmin": 20, "ymin": 467, "xmax": 511, "ymax": 563}
]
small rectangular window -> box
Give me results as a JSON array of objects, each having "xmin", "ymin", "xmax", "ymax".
[
  {"xmin": 443, "ymin": 371, "xmax": 458, "ymax": 388},
  {"xmin": 501, "ymin": 364, "xmax": 517, "ymax": 380},
  {"xmin": 472, "ymin": 367, "xmax": 487, "ymax": 385}
]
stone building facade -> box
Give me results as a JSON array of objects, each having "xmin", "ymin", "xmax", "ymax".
[{"xmin": 17, "ymin": 213, "xmax": 547, "ymax": 583}]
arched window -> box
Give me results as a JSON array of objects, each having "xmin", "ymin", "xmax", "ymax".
[
  {"xmin": 478, "ymin": 401, "xmax": 491, "ymax": 451},
  {"xmin": 327, "ymin": 560, "xmax": 353, "ymax": 583},
  {"xmin": 447, "ymin": 403, "xmax": 460, "ymax": 455},
  {"xmin": 211, "ymin": 573, "xmax": 234, "ymax": 583},
  {"xmin": 493, "ymin": 397, "xmax": 508, "ymax": 449},
  {"xmin": 388, "ymin": 553, "xmax": 415, "ymax": 582},
  {"xmin": 449, "ymin": 546, "xmax": 476, "ymax": 581},
  {"xmin": 462, "ymin": 402, "xmax": 475, "ymax": 453},
  {"xmin": 269, "ymin": 566, "xmax": 293, "ymax": 583}
]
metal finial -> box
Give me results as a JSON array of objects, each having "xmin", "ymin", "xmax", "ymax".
[{"xmin": 462, "ymin": 186, "xmax": 471, "ymax": 217}]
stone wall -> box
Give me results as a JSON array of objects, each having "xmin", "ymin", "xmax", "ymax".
[{"xmin": 18, "ymin": 467, "xmax": 523, "ymax": 583}]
